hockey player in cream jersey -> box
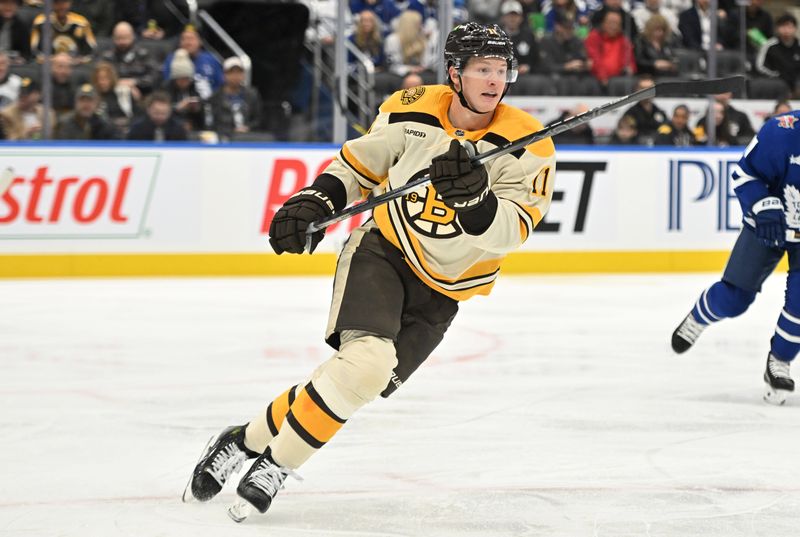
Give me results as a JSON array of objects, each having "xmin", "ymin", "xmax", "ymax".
[{"xmin": 184, "ymin": 22, "xmax": 556, "ymax": 520}]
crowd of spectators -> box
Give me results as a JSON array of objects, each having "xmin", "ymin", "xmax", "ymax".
[
  {"xmin": 342, "ymin": 0, "xmax": 799, "ymax": 101},
  {"xmin": 0, "ymin": 0, "xmax": 262, "ymax": 141},
  {"xmin": 0, "ymin": 0, "xmax": 796, "ymax": 144}
]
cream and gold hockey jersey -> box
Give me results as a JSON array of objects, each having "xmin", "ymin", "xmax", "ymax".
[{"xmin": 322, "ymin": 85, "xmax": 556, "ymax": 301}]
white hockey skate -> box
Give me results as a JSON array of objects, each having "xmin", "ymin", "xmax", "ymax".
[
  {"xmin": 763, "ymin": 353, "xmax": 794, "ymax": 405},
  {"xmin": 227, "ymin": 446, "xmax": 301, "ymax": 523},
  {"xmin": 182, "ymin": 424, "xmax": 258, "ymax": 503},
  {"xmin": 671, "ymin": 312, "xmax": 708, "ymax": 354}
]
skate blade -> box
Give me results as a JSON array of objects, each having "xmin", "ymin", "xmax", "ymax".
[
  {"xmin": 227, "ymin": 499, "xmax": 254, "ymax": 523},
  {"xmin": 763, "ymin": 384, "xmax": 790, "ymax": 406},
  {"xmin": 181, "ymin": 435, "xmax": 216, "ymax": 503}
]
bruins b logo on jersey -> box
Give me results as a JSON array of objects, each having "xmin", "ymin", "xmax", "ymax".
[
  {"xmin": 401, "ymin": 171, "xmax": 461, "ymax": 239},
  {"xmin": 400, "ymin": 86, "xmax": 425, "ymax": 105}
]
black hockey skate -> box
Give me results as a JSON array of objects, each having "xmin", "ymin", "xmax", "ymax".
[
  {"xmin": 227, "ymin": 446, "xmax": 300, "ymax": 522},
  {"xmin": 671, "ymin": 312, "xmax": 707, "ymax": 353},
  {"xmin": 764, "ymin": 353, "xmax": 794, "ymax": 405},
  {"xmin": 183, "ymin": 424, "xmax": 259, "ymax": 502}
]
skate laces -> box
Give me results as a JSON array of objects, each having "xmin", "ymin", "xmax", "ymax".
[
  {"xmin": 247, "ymin": 459, "xmax": 302, "ymax": 498},
  {"xmin": 207, "ymin": 444, "xmax": 247, "ymax": 486},
  {"xmin": 677, "ymin": 314, "xmax": 705, "ymax": 342},
  {"xmin": 768, "ymin": 356, "xmax": 791, "ymax": 379}
]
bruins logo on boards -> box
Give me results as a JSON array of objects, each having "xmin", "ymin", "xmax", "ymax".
[{"xmin": 400, "ymin": 86, "xmax": 425, "ymax": 105}]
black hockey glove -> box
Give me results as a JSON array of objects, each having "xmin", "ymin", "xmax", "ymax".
[
  {"xmin": 430, "ymin": 139, "xmax": 490, "ymax": 212},
  {"xmin": 268, "ymin": 186, "xmax": 335, "ymax": 254},
  {"xmin": 752, "ymin": 196, "xmax": 786, "ymax": 249}
]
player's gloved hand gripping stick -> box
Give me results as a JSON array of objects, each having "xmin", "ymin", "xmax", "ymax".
[{"xmin": 303, "ymin": 76, "xmax": 747, "ymax": 253}]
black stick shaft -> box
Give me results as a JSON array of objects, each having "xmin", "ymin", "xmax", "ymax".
[{"xmin": 305, "ymin": 75, "xmax": 745, "ymax": 241}]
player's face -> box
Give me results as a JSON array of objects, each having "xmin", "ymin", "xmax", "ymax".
[{"xmin": 458, "ymin": 57, "xmax": 507, "ymax": 111}]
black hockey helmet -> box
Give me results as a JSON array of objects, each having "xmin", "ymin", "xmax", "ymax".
[{"xmin": 444, "ymin": 22, "xmax": 518, "ymax": 83}]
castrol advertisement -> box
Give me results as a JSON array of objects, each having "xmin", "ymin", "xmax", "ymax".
[
  {"xmin": 0, "ymin": 156, "xmax": 159, "ymax": 238},
  {"xmin": 0, "ymin": 143, "xmax": 747, "ymax": 275}
]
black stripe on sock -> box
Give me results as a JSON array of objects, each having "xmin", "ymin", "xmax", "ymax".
[
  {"xmin": 266, "ymin": 403, "xmax": 279, "ymax": 437},
  {"xmin": 285, "ymin": 410, "xmax": 325, "ymax": 449},
  {"xmin": 305, "ymin": 382, "xmax": 347, "ymax": 424}
]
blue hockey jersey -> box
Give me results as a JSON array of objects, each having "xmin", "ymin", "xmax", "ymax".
[{"xmin": 732, "ymin": 110, "xmax": 800, "ymax": 243}]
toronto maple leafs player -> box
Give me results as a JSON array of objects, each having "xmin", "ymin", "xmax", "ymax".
[{"xmin": 671, "ymin": 110, "xmax": 800, "ymax": 405}]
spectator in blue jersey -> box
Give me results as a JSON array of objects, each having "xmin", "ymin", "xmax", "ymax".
[
  {"xmin": 671, "ymin": 108, "xmax": 800, "ymax": 405},
  {"xmin": 349, "ymin": 0, "xmax": 400, "ymax": 33},
  {"xmin": 543, "ymin": 0, "xmax": 590, "ymax": 34},
  {"xmin": 161, "ymin": 25, "xmax": 223, "ymax": 101}
]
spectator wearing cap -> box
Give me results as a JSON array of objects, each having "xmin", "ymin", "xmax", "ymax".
[
  {"xmin": 161, "ymin": 25, "xmax": 223, "ymax": 100},
  {"xmin": 92, "ymin": 61, "xmax": 142, "ymax": 137},
  {"xmin": 127, "ymin": 90, "xmax": 188, "ymax": 141},
  {"xmin": 0, "ymin": 77, "xmax": 55, "ymax": 140},
  {"xmin": 756, "ymin": 13, "xmax": 800, "ymax": 99},
  {"xmin": 209, "ymin": 56, "xmax": 262, "ymax": 141},
  {"xmin": 31, "ymin": 0, "xmax": 96, "ymax": 63},
  {"xmin": 55, "ymin": 83, "xmax": 116, "ymax": 140},
  {"xmin": 0, "ymin": 50, "xmax": 21, "ymax": 108},
  {"xmin": 540, "ymin": 11, "xmax": 601, "ymax": 95},
  {"xmin": 499, "ymin": 0, "xmax": 554, "ymax": 96},
  {"xmin": 0, "ymin": 0, "xmax": 31, "ymax": 63},
  {"xmin": 99, "ymin": 22, "xmax": 161, "ymax": 98},
  {"xmin": 163, "ymin": 48, "xmax": 206, "ymax": 133}
]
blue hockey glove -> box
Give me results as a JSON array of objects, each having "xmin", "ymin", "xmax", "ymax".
[{"xmin": 752, "ymin": 197, "xmax": 786, "ymax": 249}]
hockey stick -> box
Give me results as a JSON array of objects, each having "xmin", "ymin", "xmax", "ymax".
[
  {"xmin": 304, "ymin": 75, "xmax": 746, "ymax": 251},
  {"xmin": 0, "ymin": 167, "xmax": 13, "ymax": 196}
]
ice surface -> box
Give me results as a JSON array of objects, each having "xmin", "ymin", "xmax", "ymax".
[{"xmin": 1, "ymin": 274, "xmax": 798, "ymax": 536}]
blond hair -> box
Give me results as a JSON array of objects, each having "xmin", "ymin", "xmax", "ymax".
[
  {"xmin": 643, "ymin": 14, "xmax": 670, "ymax": 43},
  {"xmin": 396, "ymin": 11, "xmax": 425, "ymax": 65},
  {"xmin": 354, "ymin": 10, "xmax": 383, "ymax": 57}
]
